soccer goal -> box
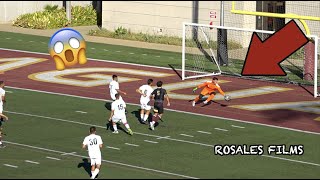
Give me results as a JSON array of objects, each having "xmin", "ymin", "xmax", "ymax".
[
  {"xmin": 182, "ymin": 22, "xmax": 319, "ymax": 98},
  {"xmin": 182, "ymin": 23, "xmax": 222, "ymax": 80}
]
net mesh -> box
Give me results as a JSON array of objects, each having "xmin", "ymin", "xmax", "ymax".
[
  {"xmin": 183, "ymin": 25, "xmax": 221, "ymax": 79},
  {"xmin": 183, "ymin": 22, "xmax": 319, "ymax": 96}
]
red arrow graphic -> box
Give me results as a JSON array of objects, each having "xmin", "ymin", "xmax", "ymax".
[{"xmin": 241, "ymin": 20, "xmax": 309, "ymax": 76}]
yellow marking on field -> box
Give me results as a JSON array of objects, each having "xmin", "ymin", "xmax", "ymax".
[
  {"xmin": 231, "ymin": 101, "xmax": 320, "ymax": 115},
  {"xmin": 0, "ymin": 57, "xmax": 47, "ymax": 72},
  {"xmin": 28, "ymin": 68, "xmax": 173, "ymax": 87}
]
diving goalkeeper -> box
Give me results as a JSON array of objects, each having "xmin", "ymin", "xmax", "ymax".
[{"xmin": 192, "ymin": 77, "xmax": 230, "ymax": 106}]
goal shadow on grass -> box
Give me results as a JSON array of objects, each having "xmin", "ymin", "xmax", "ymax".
[{"xmin": 168, "ymin": 64, "xmax": 182, "ymax": 80}]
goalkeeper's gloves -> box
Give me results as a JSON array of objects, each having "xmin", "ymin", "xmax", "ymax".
[{"xmin": 192, "ymin": 87, "xmax": 198, "ymax": 93}]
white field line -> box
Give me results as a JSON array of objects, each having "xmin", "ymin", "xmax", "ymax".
[
  {"xmin": 231, "ymin": 125, "xmax": 245, "ymax": 129},
  {"xmin": 75, "ymin": 111, "xmax": 87, "ymax": 114},
  {"xmin": 61, "ymin": 152, "xmax": 77, "ymax": 156},
  {"xmin": 106, "ymin": 146, "xmax": 120, "ymax": 150},
  {"xmin": 3, "ymin": 100, "xmax": 320, "ymax": 168},
  {"xmin": 4, "ymin": 141, "xmax": 198, "ymax": 179},
  {"xmin": 197, "ymin": 131, "xmax": 211, "ymax": 134},
  {"xmin": 214, "ymin": 128, "xmax": 228, "ymax": 132},
  {"xmin": 179, "ymin": 134, "xmax": 194, "ymax": 137},
  {"xmin": 144, "ymin": 140, "xmax": 159, "ymax": 144},
  {"xmin": 25, "ymin": 160, "xmax": 40, "ymax": 164},
  {"xmin": 6, "ymin": 85, "xmax": 320, "ymax": 136},
  {"xmin": 3, "ymin": 164, "xmax": 18, "ymax": 168},
  {"xmin": 125, "ymin": 143, "xmax": 139, "ymax": 147},
  {"xmin": 46, "ymin": 156, "xmax": 61, "ymax": 161}
]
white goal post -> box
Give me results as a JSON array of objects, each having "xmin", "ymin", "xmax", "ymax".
[{"xmin": 182, "ymin": 22, "xmax": 319, "ymax": 98}]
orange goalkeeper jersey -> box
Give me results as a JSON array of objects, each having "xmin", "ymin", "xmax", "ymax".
[{"xmin": 197, "ymin": 81, "xmax": 225, "ymax": 96}]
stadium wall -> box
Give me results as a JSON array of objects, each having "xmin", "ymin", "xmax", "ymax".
[
  {"xmin": 0, "ymin": 1, "xmax": 92, "ymax": 24},
  {"xmin": 102, "ymin": 1, "xmax": 320, "ymax": 48}
]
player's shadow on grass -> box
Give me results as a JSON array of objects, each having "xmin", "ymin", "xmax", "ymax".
[
  {"xmin": 131, "ymin": 110, "xmax": 152, "ymax": 125},
  {"xmin": 104, "ymin": 102, "xmax": 111, "ymax": 111},
  {"xmin": 187, "ymin": 99, "xmax": 228, "ymax": 107},
  {"xmin": 105, "ymin": 121, "xmax": 128, "ymax": 134},
  {"xmin": 77, "ymin": 158, "xmax": 91, "ymax": 177}
]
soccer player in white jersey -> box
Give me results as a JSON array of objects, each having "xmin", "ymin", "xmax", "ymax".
[
  {"xmin": 108, "ymin": 94, "xmax": 133, "ymax": 135},
  {"xmin": 136, "ymin": 79, "xmax": 154, "ymax": 123},
  {"xmin": 82, "ymin": 126, "xmax": 103, "ymax": 179},
  {"xmin": 109, "ymin": 75, "xmax": 126, "ymax": 101},
  {"xmin": 0, "ymin": 81, "xmax": 8, "ymax": 148}
]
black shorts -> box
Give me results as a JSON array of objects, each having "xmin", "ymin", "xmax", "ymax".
[
  {"xmin": 153, "ymin": 102, "xmax": 164, "ymax": 114},
  {"xmin": 0, "ymin": 117, "xmax": 3, "ymax": 127}
]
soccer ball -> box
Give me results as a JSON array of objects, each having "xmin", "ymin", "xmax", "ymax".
[{"xmin": 224, "ymin": 95, "xmax": 231, "ymax": 101}]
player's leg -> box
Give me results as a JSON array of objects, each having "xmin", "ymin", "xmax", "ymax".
[
  {"xmin": 90, "ymin": 158, "xmax": 96, "ymax": 179},
  {"xmin": 150, "ymin": 103, "xmax": 162, "ymax": 130},
  {"xmin": 140, "ymin": 104, "xmax": 145, "ymax": 121},
  {"xmin": 0, "ymin": 131, "xmax": 3, "ymax": 148},
  {"xmin": 121, "ymin": 117, "xmax": 133, "ymax": 135},
  {"xmin": 192, "ymin": 93, "xmax": 205, "ymax": 106},
  {"xmin": 91, "ymin": 159, "xmax": 101, "ymax": 179},
  {"xmin": 204, "ymin": 92, "xmax": 216, "ymax": 104},
  {"xmin": 144, "ymin": 106, "xmax": 151, "ymax": 122},
  {"xmin": 157, "ymin": 105, "xmax": 164, "ymax": 123},
  {"xmin": 193, "ymin": 89, "xmax": 209, "ymax": 106},
  {"xmin": 111, "ymin": 118, "xmax": 120, "ymax": 134}
]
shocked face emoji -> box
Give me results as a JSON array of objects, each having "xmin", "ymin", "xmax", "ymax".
[{"xmin": 49, "ymin": 28, "xmax": 87, "ymax": 70}]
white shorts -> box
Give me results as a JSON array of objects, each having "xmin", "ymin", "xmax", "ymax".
[
  {"xmin": 90, "ymin": 157, "xmax": 101, "ymax": 166},
  {"xmin": 112, "ymin": 116, "xmax": 127, "ymax": 124},
  {"xmin": 140, "ymin": 99, "xmax": 151, "ymax": 111}
]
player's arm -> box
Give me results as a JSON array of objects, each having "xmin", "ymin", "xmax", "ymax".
[
  {"xmin": 165, "ymin": 90, "xmax": 170, "ymax": 106},
  {"xmin": 0, "ymin": 113, "xmax": 8, "ymax": 120},
  {"xmin": 108, "ymin": 110, "xmax": 114, "ymax": 122},
  {"xmin": 136, "ymin": 87, "xmax": 145, "ymax": 96},
  {"xmin": 82, "ymin": 138, "xmax": 87, "ymax": 149},
  {"xmin": 1, "ymin": 93, "xmax": 5, "ymax": 103},
  {"xmin": 149, "ymin": 89, "xmax": 156, "ymax": 100},
  {"xmin": 82, "ymin": 144, "xmax": 87, "ymax": 149},
  {"xmin": 217, "ymin": 86, "xmax": 226, "ymax": 96},
  {"xmin": 99, "ymin": 137, "xmax": 103, "ymax": 148},
  {"xmin": 193, "ymin": 82, "xmax": 207, "ymax": 93},
  {"xmin": 116, "ymin": 89, "xmax": 127, "ymax": 95}
]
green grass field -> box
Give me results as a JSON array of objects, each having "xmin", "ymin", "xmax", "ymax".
[
  {"xmin": 0, "ymin": 31, "xmax": 320, "ymax": 178},
  {"xmin": 1, "ymin": 88, "xmax": 320, "ymax": 179}
]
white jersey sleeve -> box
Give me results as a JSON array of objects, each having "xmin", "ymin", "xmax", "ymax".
[
  {"xmin": 98, "ymin": 135, "xmax": 103, "ymax": 145},
  {"xmin": 0, "ymin": 88, "xmax": 5, "ymax": 104},
  {"xmin": 83, "ymin": 136, "xmax": 88, "ymax": 146}
]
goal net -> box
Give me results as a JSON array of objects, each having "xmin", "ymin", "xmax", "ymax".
[
  {"xmin": 182, "ymin": 22, "xmax": 319, "ymax": 98},
  {"xmin": 182, "ymin": 23, "xmax": 222, "ymax": 80}
]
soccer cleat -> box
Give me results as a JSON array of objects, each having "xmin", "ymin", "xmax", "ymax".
[
  {"xmin": 203, "ymin": 100, "xmax": 208, "ymax": 104},
  {"xmin": 127, "ymin": 128, "xmax": 133, "ymax": 135},
  {"xmin": 192, "ymin": 101, "xmax": 196, "ymax": 107},
  {"xmin": 0, "ymin": 144, "xmax": 6, "ymax": 148},
  {"xmin": 112, "ymin": 130, "xmax": 119, "ymax": 134}
]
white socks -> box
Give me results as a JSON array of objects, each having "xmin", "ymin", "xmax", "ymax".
[
  {"xmin": 124, "ymin": 123, "xmax": 130, "ymax": 129},
  {"xmin": 140, "ymin": 114, "xmax": 144, "ymax": 120},
  {"xmin": 113, "ymin": 124, "xmax": 118, "ymax": 132},
  {"xmin": 143, "ymin": 114, "xmax": 149, "ymax": 121},
  {"xmin": 91, "ymin": 168, "xmax": 100, "ymax": 179}
]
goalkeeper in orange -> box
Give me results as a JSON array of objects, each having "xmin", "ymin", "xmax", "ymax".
[{"xmin": 192, "ymin": 77, "xmax": 230, "ymax": 106}]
